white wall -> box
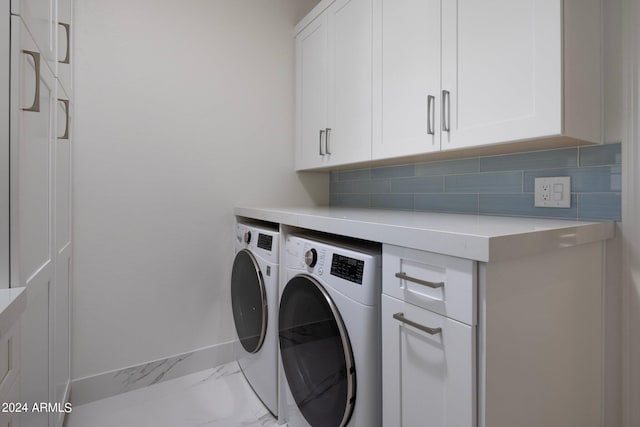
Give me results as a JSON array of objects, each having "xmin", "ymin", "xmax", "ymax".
[{"xmin": 73, "ymin": 0, "xmax": 326, "ymax": 380}]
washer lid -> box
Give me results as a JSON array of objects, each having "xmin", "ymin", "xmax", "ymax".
[
  {"xmin": 279, "ymin": 275, "xmax": 355, "ymax": 427},
  {"xmin": 231, "ymin": 249, "xmax": 267, "ymax": 354}
]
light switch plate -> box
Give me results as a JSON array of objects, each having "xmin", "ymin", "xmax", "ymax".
[{"xmin": 534, "ymin": 177, "xmax": 571, "ymax": 208}]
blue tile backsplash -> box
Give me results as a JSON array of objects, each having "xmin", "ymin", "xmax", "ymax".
[{"xmin": 329, "ymin": 143, "xmax": 622, "ymax": 221}]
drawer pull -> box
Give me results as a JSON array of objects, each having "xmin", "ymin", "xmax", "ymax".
[
  {"xmin": 395, "ymin": 272, "xmax": 444, "ymax": 289},
  {"xmin": 393, "ymin": 312, "xmax": 442, "ymax": 335}
]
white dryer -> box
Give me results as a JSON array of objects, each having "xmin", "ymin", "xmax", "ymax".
[
  {"xmin": 279, "ymin": 234, "xmax": 381, "ymax": 427},
  {"xmin": 231, "ymin": 222, "xmax": 279, "ymax": 416}
]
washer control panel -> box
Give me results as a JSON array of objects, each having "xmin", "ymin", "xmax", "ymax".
[
  {"xmin": 330, "ymin": 253, "xmax": 365, "ymax": 285},
  {"xmin": 303, "ymin": 242, "xmax": 327, "ymax": 276},
  {"xmin": 285, "ymin": 235, "xmax": 381, "ymax": 305}
]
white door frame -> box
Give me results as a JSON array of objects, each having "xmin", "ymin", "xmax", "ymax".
[{"xmin": 621, "ymin": 0, "xmax": 640, "ymax": 425}]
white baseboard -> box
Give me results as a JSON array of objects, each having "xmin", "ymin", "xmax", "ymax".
[{"xmin": 70, "ymin": 341, "xmax": 235, "ymax": 406}]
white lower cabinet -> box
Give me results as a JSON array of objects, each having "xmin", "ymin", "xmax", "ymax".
[
  {"xmin": 382, "ymin": 294, "xmax": 476, "ymax": 427},
  {"xmin": 382, "ymin": 243, "xmax": 476, "ymax": 427},
  {"xmin": 382, "ymin": 241, "xmax": 605, "ymax": 427}
]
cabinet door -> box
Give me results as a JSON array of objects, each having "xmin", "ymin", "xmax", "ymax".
[
  {"xmin": 441, "ymin": 0, "xmax": 562, "ymax": 150},
  {"xmin": 326, "ymin": 0, "xmax": 372, "ymax": 166},
  {"xmin": 382, "ymin": 294, "xmax": 476, "ymax": 427},
  {"xmin": 57, "ymin": 0, "xmax": 74, "ymax": 96},
  {"xmin": 10, "ymin": 17, "xmax": 55, "ymax": 291},
  {"xmin": 10, "ymin": 15, "xmax": 55, "ymax": 427},
  {"xmin": 53, "ymin": 87, "xmax": 72, "ymax": 427},
  {"xmin": 296, "ymin": 14, "xmax": 328, "ymax": 170},
  {"xmin": 1, "ymin": 0, "xmax": 9, "ymax": 289},
  {"xmin": 11, "ymin": 0, "xmax": 57, "ymax": 72},
  {"xmin": 55, "ymin": 90, "xmax": 71, "ymax": 255},
  {"xmin": 374, "ymin": 0, "xmax": 441, "ymax": 160},
  {"xmin": 20, "ymin": 276, "xmax": 51, "ymax": 427}
]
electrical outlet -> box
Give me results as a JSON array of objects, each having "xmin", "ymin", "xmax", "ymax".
[{"xmin": 534, "ymin": 177, "xmax": 571, "ymax": 208}]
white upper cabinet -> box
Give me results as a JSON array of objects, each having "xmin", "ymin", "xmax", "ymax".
[
  {"xmin": 375, "ymin": 0, "xmax": 442, "ymax": 159},
  {"xmin": 370, "ymin": 0, "xmax": 603, "ymax": 162},
  {"xmin": 296, "ymin": 14, "xmax": 329, "ymax": 170},
  {"xmin": 296, "ymin": 0, "xmax": 373, "ymax": 170},
  {"xmin": 441, "ymin": 0, "xmax": 562, "ymax": 151},
  {"xmin": 326, "ymin": 0, "xmax": 372, "ymax": 166}
]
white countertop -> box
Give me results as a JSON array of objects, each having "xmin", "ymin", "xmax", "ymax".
[
  {"xmin": 234, "ymin": 206, "xmax": 615, "ymax": 262},
  {"xmin": 0, "ymin": 287, "xmax": 26, "ymax": 337}
]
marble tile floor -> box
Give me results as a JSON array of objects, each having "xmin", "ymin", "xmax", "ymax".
[{"xmin": 65, "ymin": 361, "xmax": 279, "ymax": 427}]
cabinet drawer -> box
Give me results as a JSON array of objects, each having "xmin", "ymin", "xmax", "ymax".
[
  {"xmin": 382, "ymin": 294, "xmax": 476, "ymax": 427},
  {"xmin": 383, "ymin": 244, "xmax": 476, "ymax": 325}
]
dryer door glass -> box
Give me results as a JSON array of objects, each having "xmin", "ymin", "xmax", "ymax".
[
  {"xmin": 231, "ymin": 249, "xmax": 267, "ymax": 353},
  {"xmin": 279, "ymin": 275, "xmax": 355, "ymax": 427}
]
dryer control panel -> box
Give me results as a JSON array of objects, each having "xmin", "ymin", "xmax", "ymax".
[{"xmin": 236, "ymin": 223, "xmax": 279, "ymax": 263}]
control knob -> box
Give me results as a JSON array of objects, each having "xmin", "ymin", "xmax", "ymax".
[
  {"xmin": 304, "ymin": 248, "xmax": 318, "ymax": 268},
  {"xmin": 243, "ymin": 231, "xmax": 252, "ymax": 244}
]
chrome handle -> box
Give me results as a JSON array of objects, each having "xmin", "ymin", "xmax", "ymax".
[
  {"xmin": 58, "ymin": 22, "xmax": 70, "ymax": 64},
  {"xmin": 22, "ymin": 50, "xmax": 40, "ymax": 112},
  {"xmin": 58, "ymin": 99, "xmax": 70, "ymax": 140},
  {"xmin": 395, "ymin": 272, "xmax": 444, "ymax": 289},
  {"xmin": 325, "ymin": 128, "xmax": 332, "ymax": 154},
  {"xmin": 319, "ymin": 129, "xmax": 325, "ymax": 155},
  {"xmin": 427, "ymin": 95, "xmax": 435, "ymax": 135},
  {"xmin": 442, "ymin": 90, "xmax": 450, "ymax": 132},
  {"xmin": 393, "ymin": 313, "xmax": 442, "ymax": 335}
]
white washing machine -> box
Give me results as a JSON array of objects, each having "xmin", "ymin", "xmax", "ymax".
[
  {"xmin": 231, "ymin": 222, "xmax": 279, "ymax": 416},
  {"xmin": 279, "ymin": 234, "xmax": 381, "ymax": 427}
]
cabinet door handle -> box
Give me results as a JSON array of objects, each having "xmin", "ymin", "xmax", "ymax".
[
  {"xmin": 393, "ymin": 312, "xmax": 442, "ymax": 335},
  {"xmin": 22, "ymin": 50, "xmax": 41, "ymax": 112},
  {"xmin": 325, "ymin": 128, "xmax": 332, "ymax": 154},
  {"xmin": 442, "ymin": 90, "xmax": 450, "ymax": 132},
  {"xmin": 58, "ymin": 99, "xmax": 70, "ymax": 140},
  {"xmin": 395, "ymin": 272, "xmax": 444, "ymax": 289},
  {"xmin": 58, "ymin": 22, "xmax": 71, "ymax": 64},
  {"xmin": 427, "ymin": 95, "xmax": 435, "ymax": 135},
  {"xmin": 319, "ymin": 129, "xmax": 326, "ymax": 155}
]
